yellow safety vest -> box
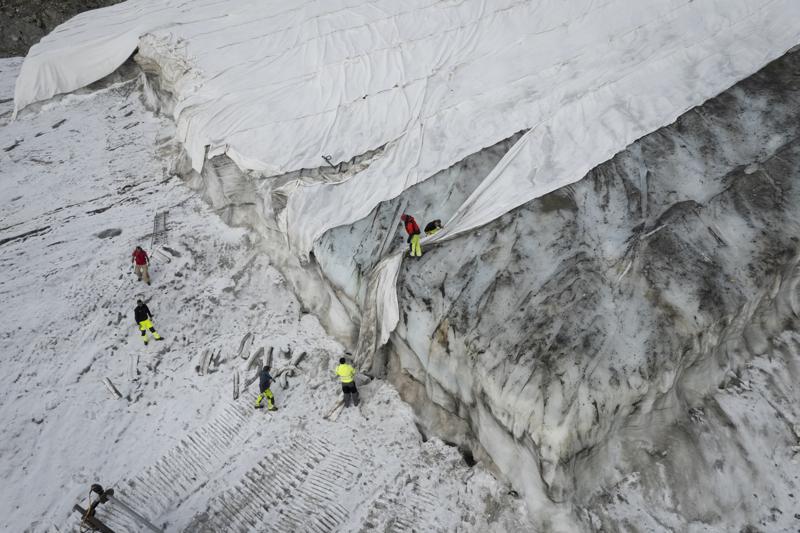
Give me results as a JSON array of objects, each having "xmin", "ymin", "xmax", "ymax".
[{"xmin": 336, "ymin": 363, "xmax": 355, "ymax": 383}]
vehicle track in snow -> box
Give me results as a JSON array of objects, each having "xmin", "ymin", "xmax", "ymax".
[
  {"xmin": 346, "ymin": 417, "xmax": 446, "ymax": 533},
  {"xmin": 359, "ymin": 475, "xmax": 441, "ymax": 533},
  {"xmin": 273, "ymin": 445, "xmax": 360, "ymax": 533},
  {"xmin": 87, "ymin": 401, "xmax": 253, "ymax": 532},
  {"xmin": 195, "ymin": 436, "xmax": 330, "ymax": 532},
  {"xmin": 386, "ymin": 482, "xmax": 439, "ymax": 533},
  {"xmin": 189, "ymin": 434, "xmax": 361, "ymax": 533}
]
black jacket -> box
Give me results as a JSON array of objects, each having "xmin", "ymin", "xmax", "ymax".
[
  {"xmin": 134, "ymin": 304, "xmax": 152, "ymax": 324},
  {"xmin": 259, "ymin": 369, "xmax": 273, "ymax": 392}
]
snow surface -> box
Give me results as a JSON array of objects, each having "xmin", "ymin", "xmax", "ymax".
[
  {"xmin": 13, "ymin": 0, "xmax": 800, "ymax": 261},
  {"xmin": 0, "ymin": 59, "xmax": 531, "ymax": 532}
]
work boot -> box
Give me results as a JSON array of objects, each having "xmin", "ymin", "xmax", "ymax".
[
  {"xmin": 155, "ymin": 337, "xmax": 165, "ymax": 341},
  {"xmin": 254, "ymin": 404, "xmax": 264, "ymax": 409},
  {"xmin": 343, "ymin": 394, "xmax": 351, "ymax": 408}
]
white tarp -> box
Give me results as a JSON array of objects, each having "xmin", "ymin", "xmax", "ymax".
[
  {"xmin": 15, "ymin": 0, "xmax": 800, "ymax": 261},
  {"xmin": 358, "ymin": 0, "xmax": 800, "ymax": 356}
]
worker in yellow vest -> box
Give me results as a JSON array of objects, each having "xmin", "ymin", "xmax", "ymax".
[{"xmin": 335, "ymin": 356, "xmax": 360, "ymax": 407}]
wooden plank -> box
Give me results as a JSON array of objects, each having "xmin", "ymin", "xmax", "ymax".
[
  {"xmin": 266, "ymin": 346, "xmax": 274, "ymax": 367},
  {"xmin": 72, "ymin": 505, "xmax": 116, "ymax": 533},
  {"xmin": 323, "ymin": 399, "xmax": 344, "ymax": 421},
  {"xmin": 129, "ymin": 354, "xmax": 139, "ymax": 381},
  {"xmin": 197, "ymin": 348, "xmax": 210, "ymax": 376},
  {"xmin": 245, "ymin": 346, "xmax": 263, "ymax": 371},
  {"xmin": 103, "ymin": 378, "xmax": 122, "ymax": 399},
  {"xmin": 237, "ymin": 332, "xmax": 253, "ymax": 360}
]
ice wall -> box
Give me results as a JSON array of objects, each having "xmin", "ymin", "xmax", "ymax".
[
  {"xmin": 139, "ymin": 29, "xmax": 800, "ymax": 533},
  {"xmin": 336, "ymin": 50, "xmax": 800, "ymax": 530}
]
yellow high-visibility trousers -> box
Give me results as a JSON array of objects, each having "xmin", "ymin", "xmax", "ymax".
[
  {"xmin": 138, "ymin": 319, "xmax": 162, "ymax": 344},
  {"xmin": 410, "ymin": 234, "xmax": 422, "ymax": 257},
  {"xmin": 255, "ymin": 388, "xmax": 275, "ymax": 409}
]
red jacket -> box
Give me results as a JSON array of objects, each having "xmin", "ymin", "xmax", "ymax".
[
  {"xmin": 400, "ymin": 214, "xmax": 420, "ymax": 236},
  {"xmin": 132, "ymin": 249, "xmax": 149, "ymax": 265}
]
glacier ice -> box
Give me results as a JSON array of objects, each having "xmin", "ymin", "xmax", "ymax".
[
  {"xmin": 384, "ymin": 51, "xmax": 800, "ymax": 530},
  {"xmin": 10, "ymin": 0, "xmax": 800, "ymax": 530},
  {"xmin": 308, "ymin": 48, "xmax": 800, "ymax": 530},
  {"xmin": 170, "ymin": 50, "xmax": 800, "ymax": 531}
]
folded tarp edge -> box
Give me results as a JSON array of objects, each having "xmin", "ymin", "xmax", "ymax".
[{"xmin": 14, "ymin": 32, "xmax": 142, "ymax": 117}]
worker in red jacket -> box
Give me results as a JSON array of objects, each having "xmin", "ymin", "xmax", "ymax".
[
  {"xmin": 131, "ymin": 246, "xmax": 151, "ymax": 285},
  {"xmin": 400, "ymin": 213, "xmax": 422, "ymax": 257}
]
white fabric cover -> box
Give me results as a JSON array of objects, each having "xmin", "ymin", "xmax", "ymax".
[
  {"xmin": 15, "ymin": 0, "xmax": 800, "ymax": 261},
  {"xmin": 13, "ymin": 0, "xmax": 800, "ymax": 355},
  {"xmin": 361, "ymin": 0, "xmax": 800, "ymax": 353}
]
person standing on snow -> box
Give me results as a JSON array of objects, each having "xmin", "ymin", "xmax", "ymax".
[
  {"xmin": 131, "ymin": 246, "xmax": 151, "ymax": 285},
  {"xmin": 255, "ymin": 365, "xmax": 277, "ymax": 410},
  {"xmin": 336, "ymin": 356, "xmax": 359, "ymax": 407},
  {"xmin": 400, "ymin": 213, "xmax": 422, "ymax": 258},
  {"xmin": 134, "ymin": 299, "xmax": 163, "ymax": 345}
]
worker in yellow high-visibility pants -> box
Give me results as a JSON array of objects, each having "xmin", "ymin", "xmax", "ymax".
[
  {"xmin": 134, "ymin": 300, "xmax": 163, "ymax": 345},
  {"xmin": 336, "ymin": 357, "xmax": 359, "ymax": 407},
  {"xmin": 400, "ymin": 214, "xmax": 423, "ymax": 258},
  {"xmin": 254, "ymin": 365, "xmax": 277, "ymax": 411}
]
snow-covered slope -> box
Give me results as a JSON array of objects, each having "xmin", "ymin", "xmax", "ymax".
[
  {"xmin": 0, "ymin": 59, "xmax": 530, "ymax": 532},
  {"xmin": 13, "ymin": 0, "xmax": 800, "ymax": 258}
]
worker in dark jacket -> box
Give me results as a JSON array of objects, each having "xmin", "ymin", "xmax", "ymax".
[
  {"xmin": 255, "ymin": 365, "xmax": 277, "ymax": 410},
  {"xmin": 335, "ymin": 357, "xmax": 359, "ymax": 407},
  {"xmin": 424, "ymin": 219, "xmax": 442, "ymax": 236},
  {"xmin": 400, "ymin": 213, "xmax": 422, "ymax": 257},
  {"xmin": 134, "ymin": 299, "xmax": 163, "ymax": 345}
]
